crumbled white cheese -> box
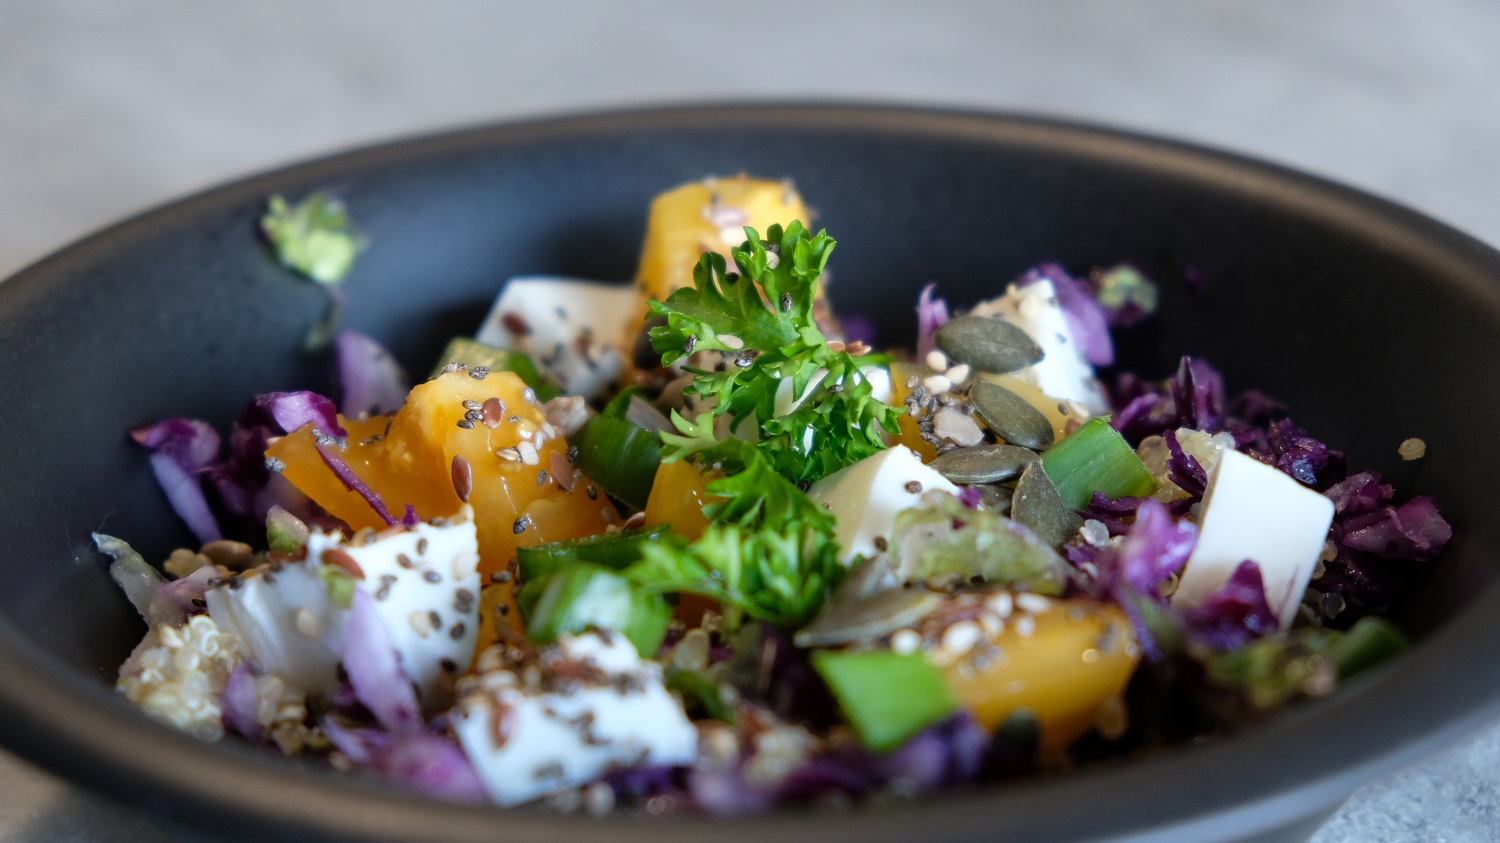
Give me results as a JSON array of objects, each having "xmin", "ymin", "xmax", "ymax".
[
  {"xmin": 207, "ymin": 507, "xmax": 482, "ymax": 704},
  {"xmin": 807, "ymin": 445, "xmax": 959, "ymax": 564},
  {"xmin": 1172, "ymin": 450, "xmax": 1336, "ymax": 630},
  {"xmin": 474, "ymin": 277, "xmax": 637, "ymax": 400},
  {"xmin": 452, "ymin": 632, "xmax": 698, "ymax": 806}
]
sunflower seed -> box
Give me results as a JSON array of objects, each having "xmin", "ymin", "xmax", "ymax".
[
  {"xmin": 934, "ymin": 316, "xmax": 1044, "ymax": 374},
  {"xmin": 969, "ymin": 382, "xmax": 1055, "ymax": 450},
  {"xmin": 929, "ymin": 443, "xmax": 1039, "ymax": 485}
]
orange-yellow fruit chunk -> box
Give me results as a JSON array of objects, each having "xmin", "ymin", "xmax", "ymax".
[
  {"xmin": 636, "ymin": 175, "xmax": 810, "ymax": 305},
  {"xmin": 889, "ymin": 362, "xmax": 938, "ymax": 463},
  {"xmin": 938, "ymin": 597, "xmax": 1140, "ymax": 751},
  {"xmin": 266, "ymin": 372, "xmax": 618, "ymax": 623},
  {"xmin": 641, "ymin": 458, "xmax": 722, "ymax": 542}
]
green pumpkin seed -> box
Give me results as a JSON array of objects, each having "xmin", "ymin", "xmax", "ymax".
[
  {"xmin": 1012, "ymin": 462, "xmax": 1082, "ymax": 547},
  {"xmin": 793, "ymin": 586, "xmax": 943, "ymax": 648},
  {"xmin": 970, "ymin": 382, "xmax": 1055, "ymax": 450},
  {"xmin": 934, "ymin": 316, "xmax": 1044, "ymax": 374},
  {"xmin": 929, "ymin": 444, "xmax": 1039, "ymax": 485}
]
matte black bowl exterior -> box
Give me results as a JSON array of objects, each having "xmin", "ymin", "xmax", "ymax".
[{"xmin": 1, "ymin": 104, "xmax": 1498, "ymax": 843}]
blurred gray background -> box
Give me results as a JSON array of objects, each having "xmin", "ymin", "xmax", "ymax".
[{"xmin": 2, "ymin": 1, "xmax": 1498, "ymax": 840}]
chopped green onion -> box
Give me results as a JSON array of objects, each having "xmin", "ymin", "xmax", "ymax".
[
  {"xmin": 317, "ymin": 565, "xmax": 356, "ymax": 609},
  {"xmin": 570, "ymin": 415, "xmax": 661, "ymax": 511},
  {"xmin": 1040, "ymin": 417, "xmax": 1155, "ymax": 510},
  {"xmin": 1328, "ymin": 616, "xmax": 1408, "ymax": 678},
  {"xmin": 516, "ymin": 525, "xmax": 670, "ymax": 582},
  {"xmin": 602, "ymin": 386, "xmax": 647, "ymax": 419},
  {"xmin": 811, "ymin": 649, "xmax": 957, "ymax": 752},
  {"xmin": 665, "ymin": 667, "xmax": 735, "ymax": 722},
  {"xmin": 524, "ymin": 562, "xmax": 670, "ymax": 657},
  {"xmin": 428, "ymin": 336, "xmax": 561, "ymax": 401}
]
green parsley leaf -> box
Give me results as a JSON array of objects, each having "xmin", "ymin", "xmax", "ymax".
[
  {"xmin": 626, "ymin": 440, "xmax": 842, "ymax": 629},
  {"xmin": 648, "ymin": 222, "xmax": 902, "ymax": 484},
  {"xmin": 261, "ymin": 192, "xmax": 363, "ymax": 285}
]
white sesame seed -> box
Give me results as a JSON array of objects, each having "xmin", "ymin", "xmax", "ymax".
[
  {"xmin": 890, "ymin": 629, "xmax": 921, "ymax": 655},
  {"xmin": 977, "ymin": 612, "xmax": 1003, "ymax": 639},
  {"xmin": 1016, "ymin": 593, "xmax": 1052, "ymax": 615},
  {"xmin": 924, "ymin": 350, "xmax": 949, "ymax": 372},
  {"xmin": 293, "ymin": 608, "xmax": 320, "ymax": 638},
  {"xmin": 922, "ymin": 374, "xmax": 953, "ymax": 394},
  {"xmin": 942, "ymin": 621, "xmax": 982, "ymax": 656},
  {"xmin": 986, "ymin": 591, "xmax": 1014, "ymax": 619},
  {"xmin": 944, "ymin": 363, "xmax": 971, "ymax": 385},
  {"xmin": 584, "ymin": 782, "xmax": 616, "ymax": 817},
  {"xmin": 1014, "ymin": 616, "xmax": 1036, "ymax": 637},
  {"xmin": 496, "ymin": 447, "xmax": 520, "ymax": 462},
  {"xmin": 764, "ymin": 251, "xmax": 780, "ymax": 270},
  {"xmin": 408, "ymin": 611, "xmax": 431, "ymax": 638},
  {"xmin": 517, "ymin": 441, "xmax": 540, "ymax": 465},
  {"xmin": 717, "ymin": 334, "xmax": 745, "ymax": 350},
  {"xmin": 1081, "ymin": 519, "xmax": 1111, "ymax": 547}
]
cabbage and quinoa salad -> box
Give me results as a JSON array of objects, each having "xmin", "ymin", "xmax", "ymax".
[{"xmin": 105, "ymin": 176, "xmax": 1452, "ymax": 814}]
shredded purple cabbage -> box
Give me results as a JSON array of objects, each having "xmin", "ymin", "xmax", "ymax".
[
  {"xmin": 342, "ymin": 589, "xmax": 421, "ymax": 733},
  {"xmin": 955, "ymin": 486, "xmax": 983, "ymax": 510},
  {"xmin": 155, "ymin": 566, "xmax": 216, "ymax": 615},
  {"xmin": 915, "ymin": 283, "xmax": 950, "ymax": 358},
  {"xmin": 322, "ymin": 720, "xmax": 487, "ymax": 803},
  {"xmin": 1254, "ymin": 418, "xmax": 1344, "ymax": 490},
  {"xmin": 256, "ymin": 390, "xmax": 346, "ymax": 438},
  {"xmin": 317, "ymin": 444, "xmax": 398, "ymax": 526},
  {"xmin": 1017, "ymin": 264, "xmax": 1113, "ymax": 366},
  {"xmin": 1317, "ymin": 471, "xmax": 1452, "ymax": 614},
  {"xmin": 1112, "ymin": 357, "xmax": 1225, "ymax": 445},
  {"xmin": 129, "ymin": 418, "xmax": 224, "ymax": 544},
  {"xmin": 866, "ymin": 712, "xmax": 989, "ymax": 790},
  {"xmin": 1182, "ymin": 560, "xmax": 1278, "ymax": 650},
  {"xmin": 221, "ymin": 663, "xmax": 263, "ymax": 742},
  {"xmin": 1082, "ymin": 492, "xmax": 1145, "ymax": 537},
  {"xmin": 1163, "ymin": 430, "xmax": 1208, "ymax": 500},
  {"xmin": 837, "ymin": 314, "xmax": 877, "ymax": 346},
  {"xmin": 683, "ymin": 712, "xmax": 991, "ymax": 816},
  {"xmin": 336, "ymin": 330, "xmax": 410, "ymax": 418},
  {"xmin": 1068, "ymin": 498, "xmax": 1197, "ymax": 660}
]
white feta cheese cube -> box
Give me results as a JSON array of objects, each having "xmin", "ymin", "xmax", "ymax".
[
  {"xmin": 307, "ymin": 509, "xmax": 482, "ymax": 706},
  {"xmin": 206, "ymin": 508, "xmax": 482, "ymax": 704},
  {"xmin": 205, "ymin": 558, "xmax": 345, "ymax": 697},
  {"xmin": 807, "ymin": 444, "xmax": 959, "ymax": 564},
  {"xmin": 452, "ymin": 632, "xmax": 698, "ymax": 806},
  {"xmin": 971, "ymin": 279, "xmax": 1108, "ymax": 414},
  {"xmin": 1172, "ymin": 450, "xmax": 1336, "ymax": 630},
  {"xmin": 474, "ymin": 277, "xmax": 638, "ymax": 400}
]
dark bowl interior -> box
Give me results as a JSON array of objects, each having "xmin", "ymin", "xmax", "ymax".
[{"xmin": 1, "ymin": 104, "xmax": 1499, "ymax": 843}]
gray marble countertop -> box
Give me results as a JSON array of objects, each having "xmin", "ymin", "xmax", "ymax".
[{"xmin": 3, "ymin": 2, "xmax": 1498, "ymax": 840}]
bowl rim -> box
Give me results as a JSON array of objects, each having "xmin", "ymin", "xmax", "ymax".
[{"xmin": 2, "ymin": 101, "xmax": 1499, "ymax": 843}]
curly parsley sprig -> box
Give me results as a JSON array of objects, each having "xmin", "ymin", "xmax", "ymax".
[
  {"xmin": 648, "ymin": 222, "xmax": 903, "ymax": 484},
  {"xmin": 628, "ymin": 440, "xmax": 843, "ymax": 629}
]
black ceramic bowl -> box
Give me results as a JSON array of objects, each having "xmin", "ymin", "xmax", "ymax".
[{"xmin": 1, "ymin": 104, "xmax": 1498, "ymax": 843}]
